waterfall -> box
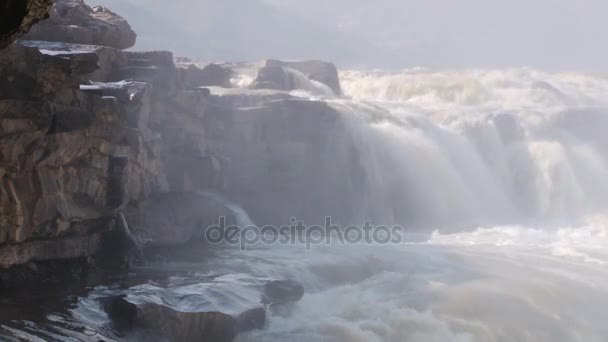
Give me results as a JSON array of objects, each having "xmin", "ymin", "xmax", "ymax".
[
  {"xmin": 316, "ymin": 68, "xmax": 608, "ymax": 230},
  {"xmin": 199, "ymin": 191, "xmax": 257, "ymax": 228},
  {"xmin": 117, "ymin": 212, "xmax": 145, "ymax": 263},
  {"xmin": 284, "ymin": 67, "xmax": 337, "ymax": 98}
]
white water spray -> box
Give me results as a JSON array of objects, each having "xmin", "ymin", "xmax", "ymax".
[
  {"xmin": 234, "ymin": 68, "xmax": 608, "ymax": 342},
  {"xmin": 320, "ymin": 68, "xmax": 608, "ymax": 229}
]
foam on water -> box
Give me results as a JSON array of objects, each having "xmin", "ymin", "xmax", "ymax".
[
  {"xmin": 308, "ymin": 68, "xmax": 608, "ymax": 228},
  {"xmin": 429, "ymin": 215, "xmax": 608, "ymax": 265},
  {"xmin": 235, "ymin": 68, "xmax": 608, "ymax": 341},
  {"xmin": 340, "ymin": 68, "xmax": 608, "ymax": 110},
  {"xmin": 236, "ymin": 221, "xmax": 608, "ymax": 342}
]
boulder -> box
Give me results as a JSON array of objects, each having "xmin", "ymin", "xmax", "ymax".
[
  {"xmin": 23, "ymin": 0, "xmax": 137, "ymax": 49},
  {"xmin": 0, "ymin": 39, "xmax": 222, "ymax": 262},
  {"xmin": 251, "ymin": 59, "xmax": 342, "ymax": 96},
  {"xmin": 262, "ymin": 280, "xmax": 305, "ymax": 304},
  {"xmin": 104, "ymin": 276, "xmax": 304, "ymax": 342},
  {"xmin": 178, "ymin": 63, "xmax": 234, "ymax": 88},
  {"xmin": 0, "ymin": 0, "xmax": 53, "ymax": 50}
]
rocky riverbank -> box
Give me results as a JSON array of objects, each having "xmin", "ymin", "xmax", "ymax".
[{"xmin": 0, "ymin": 0, "xmax": 348, "ymax": 340}]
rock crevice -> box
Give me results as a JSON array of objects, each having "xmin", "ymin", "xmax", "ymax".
[{"xmin": 0, "ymin": 0, "xmax": 53, "ymax": 50}]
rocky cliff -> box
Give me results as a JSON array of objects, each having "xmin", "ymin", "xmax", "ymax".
[
  {"xmin": 0, "ymin": 1, "xmax": 353, "ymax": 340},
  {"xmin": 0, "ymin": 0, "xmax": 348, "ymax": 274},
  {"xmin": 0, "ymin": 0, "xmax": 218, "ymax": 271},
  {"xmin": 0, "ymin": 41, "xmax": 229, "ymax": 268}
]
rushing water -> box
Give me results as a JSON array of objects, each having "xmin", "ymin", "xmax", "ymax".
[{"xmin": 3, "ymin": 68, "xmax": 608, "ymax": 341}]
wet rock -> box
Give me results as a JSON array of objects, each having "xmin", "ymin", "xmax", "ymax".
[
  {"xmin": 0, "ymin": 38, "xmax": 226, "ymax": 270},
  {"xmin": 104, "ymin": 280, "xmax": 262, "ymax": 341},
  {"xmin": 250, "ymin": 63, "xmax": 294, "ymax": 91},
  {"xmin": 262, "ymin": 280, "xmax": 305, "ymax": 304},
  {"xmin": 104, "ymin": 276, "xmax": 304, "ymax": 342},
  {"xmin": 0, "ymin": 42, "xmax": 99, "ymax": 101},
  {"xmin": 178, "ymin": 63, "xmax": 234, "ymax": 88},
  {"xmin": 23, "ymin": 0, "xmax": 137, "ymax": 49},
  {"xmin": 0, "ymin": 42, "xmax": 164, "ymax": 251},
  {"xmin": 0, "ymin": 0, "xmax": 53, "ymax": 50},
  {"xmin": 251, "ymin": 59, "xmax": 342, "ymax": 96},
  {"xmin": 18, "ymin": 40, "xmax": 129, "ymax": 82},
  {"xmin": 0, "ymin": 2, "xmax": 348, "ymax": 278}
]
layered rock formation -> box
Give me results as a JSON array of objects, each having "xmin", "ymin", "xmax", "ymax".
[
  {"xmin": 251, "ymin": 59, "xmax": 342, "ymax": 96},
  {"xmin": 0, "ymin": 45, "xmax": 358, "ymax": 268},
  {"xmin": 0, "ymin": 2, "xmax": 327, "ymax": 341},
  {"xmin": 0, "ymin": 0, "xmax": 232, "ymax": 270},
  {"xmin": 0, "ymin": 0, "xmax": 355, "ymax": 274},
  {"xmin": 0, "ymin": 38, "xmax": 239, "ymax": 269}
]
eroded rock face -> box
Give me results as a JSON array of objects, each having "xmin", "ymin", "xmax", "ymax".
[
  {"xmin": 251, "ymin": 59, "xmax": 342, "ymax": 96},
  {"xmin": 0, "ymin": 40, "xmax": 224, "ymax": 267},
  {"xmin": 0, "ymin": 0, "xmax": 356, "ymax": 279},
  {"xmin": 0, "ymin": 42, "xmax": 126, "ymax": 245},
  {"xmin": 23, "ymin": 0, "xmax": 137, "ymax": 49},
  {"xmin": 0, "ymin": 0, "xmax": 53, "ymax": 50}
]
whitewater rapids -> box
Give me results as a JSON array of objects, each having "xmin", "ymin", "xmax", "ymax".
[{"xmin": 236, "ymin": 68, "xmax": 608, "ymax": 341}]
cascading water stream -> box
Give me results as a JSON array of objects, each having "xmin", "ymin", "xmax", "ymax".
[
  {"xmin": 234, "ymin": 68, "xmax": 608, "ymax": 341},
  {"xmin": 326, "ymin": 68, "xmax": 608, "ymax": 229}
]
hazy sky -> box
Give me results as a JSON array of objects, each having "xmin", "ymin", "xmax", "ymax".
[{"xmin": 93, "ymin": 0, "xmax": 608, "ymax": 71}]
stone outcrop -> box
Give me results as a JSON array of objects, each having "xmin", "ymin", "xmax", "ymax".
[
  {"xmin": 263, "ymin": 279, "xmax": 305, "ymax": 304},
  {"xmin": 0, "ymin": 2, "xmax": 323, "ymax": 341},
  {"xmin": 104, "ymin": 276, "xmax": 304, "ymax": 342},
  {"xmin": 23, "ymin": 0, "xmax": 137, "ymax": 49},
  {"xmin": 0, "ymin": 39, "xmax": 226, "ymax": 268},
  {"xmin": 0, "ymin": 42, "xmax": 122, "ymax": 246},
  {"xmin": 251, "ymin": 59, "xmax": 342, "ymax": 96},
  {"xmin": 0, "ymin": 0, "xmax": 53, "ymax": 50},
  {"xmin": 204, "ymin": 88, "xmax": 386, "ymax": 228},
  {"xmin": 0, "ymin": 0, "xmax": 355, "ymax": 275},
  {"xmin": 176, "ymin": 61, "xmax": 234, "ymax": 88}
]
